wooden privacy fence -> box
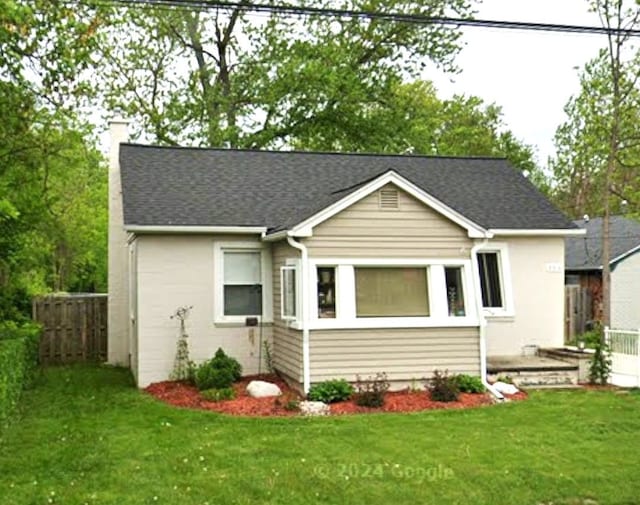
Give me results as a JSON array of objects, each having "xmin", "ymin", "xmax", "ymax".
[
  {"xmin": 565, "ymin": 286, "xmax": 592, "ymax": 343},
  {"xmin": 32, "ymin": 294, "xmax": 108, "ymax": 364}
]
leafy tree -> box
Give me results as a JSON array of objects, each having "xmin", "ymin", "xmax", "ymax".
[
  {"xmin": 551, "ymin": 52, "xmax": 640, "ymax": 219},
  {"xmin": 99, "ymin": 0, "xmax": 475, "ymax": 148},
  {"xmin": 302, "ymin": 80, "xmax": 542, "ymax": 178},
  {"xmin": 551, "ymin": 0, "xmax": 640, "ymax": 326},
  {"xmin": 0, "ymin": 1, "xmax": 109, "ymax": 319}
]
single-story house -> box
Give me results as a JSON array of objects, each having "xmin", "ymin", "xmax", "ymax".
[
  {"xmin": 565, "ymin": 215, "xmax": 640, "ymax": 330},
  {"xmin": 107, "ymin": 119, "xmax": 582, "ymax": 393}
]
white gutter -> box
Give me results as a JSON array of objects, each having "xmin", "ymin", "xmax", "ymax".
[
  {"xmin": 125, "ymin": 225, "xmax": 267, "ymax": 234},
  {"xmin": 262, "ymin": 230, "xmax": 289, "ymax": 242},
  {"xmin": 286, "ymin": 235, "xmax": 311, "ymax": 394},
  {"xmin": 471, "ymin": 239, "xmax": 504, "ymax": 401},
  {"xmin": 490, "ymin": 228, "xmax": 586, "ymax": 237}
]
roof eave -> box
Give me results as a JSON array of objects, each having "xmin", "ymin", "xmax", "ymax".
[
  {"xmin": 124, "ymin": 225, "xmax": 268, "ymax": 235},
  {"xmin": 491, "ymin": 228, "xmax": 586, "ymax": 237}
]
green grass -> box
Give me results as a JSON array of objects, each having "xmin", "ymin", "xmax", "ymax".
[{"xmin": 1, "ymin": 366, "xmax": 639, "ymax": 505}]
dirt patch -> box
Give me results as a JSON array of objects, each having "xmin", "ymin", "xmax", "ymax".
[{"xmin": 145, "ymin": 375, "xmax": 527, "ymax": 417}]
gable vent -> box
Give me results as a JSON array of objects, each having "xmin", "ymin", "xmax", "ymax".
[{"xmin": 379, "ymin": 188, "xmax": 399, "ymax": 209}]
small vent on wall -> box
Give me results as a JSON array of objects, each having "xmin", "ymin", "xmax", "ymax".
[{"xmin": 379, "ymin": 188, "xmax": 399, "ymax": 209}]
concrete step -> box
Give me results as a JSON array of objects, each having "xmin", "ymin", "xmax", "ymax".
[{"xmin": 488, "ymin": 368, "xmax": 579, "ymax": 388}]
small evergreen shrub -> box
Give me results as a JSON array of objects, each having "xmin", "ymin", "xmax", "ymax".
[
  {"xmin": 307, "ymin": 379, "xmax": 354, "ymax": 403},
  {"xmin": 212, "ymin": 348, "xmax": 242, "ymax": 381},
  {"xmin": 589, "ymin": 339, "xmax": 612, "ymax": 385},
  {"xmin": 201, "ymin": 387, "xmax": 236, "ymax": 402},
  {"xmin": 427, "ymin": 370, "xmax": 460, "ymax": 402},
  {"xmin": 354, "ymin": 373, "xmax": 390, "ymax": 408},
  {"xmin": 195, "ymin": 365, "xmax": 234, "ymax": 390},
  {"xmin": 454, "ymin": 374, "xmax": 485, "ymax": 393},
  {"xmin": 194, "ymin": 348, "xmax": 242, "ymax": 391}
]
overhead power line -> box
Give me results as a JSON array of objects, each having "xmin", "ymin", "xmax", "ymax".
[{"xmin": 90, "ymin": 0, "xmax": 640, "ymax": 37}]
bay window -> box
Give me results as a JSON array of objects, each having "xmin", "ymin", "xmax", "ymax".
[{"xmin": 311, "ymin": 260, "xmax": 475, "ymax": 328}]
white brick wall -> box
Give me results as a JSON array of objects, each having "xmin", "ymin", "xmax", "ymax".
[{"xmin": 135, "ymin": 235, "xmax": 272, "ymax": 387}]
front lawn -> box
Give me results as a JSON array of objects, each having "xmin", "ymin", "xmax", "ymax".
[{"xmin": 1, "ymin": 366, "xmax": 639, "ymax": 505}]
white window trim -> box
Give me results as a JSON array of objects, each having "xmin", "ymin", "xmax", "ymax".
[
  {"xmin": 307, "ymin": 258, "xmax": 479, "ymax": 330},
  {"xmin": 214, "ymin": 240, "xmax": 273, "ymax": 324},
  {"xmin": 476, "ymin": 243, "xmax": 515, "ymax": 318}
]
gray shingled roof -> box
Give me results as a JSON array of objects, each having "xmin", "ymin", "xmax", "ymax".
[
  {"xmin": 565, "ymin": 216, "xmax": 640, "ymax": 271},
  {"xmin": 119, "ymin": 144, "xmax": 576, "ymax": 233}
]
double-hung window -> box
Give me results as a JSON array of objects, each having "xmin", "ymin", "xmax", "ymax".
[
  {"xmin": 214, "ymin": 242, "xmax": 272, "ymax": 323},
  {"xmin": 223, "ymin": 251, "xmax": 263, "ymax": 316},
  {"xmin": 477, "ymin": 252, "xmax": 503, "ymax": 309}
]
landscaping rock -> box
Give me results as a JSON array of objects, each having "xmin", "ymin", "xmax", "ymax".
[
  {"xmin": 492, "ymin": 381, "xmax": 519, "ymax": 395},
  {"xmin": 299, "ymin": 401, "xmax": 330, "ymax": 416},
  {"xmin": 246, "ymin": 380, "xmax": 282, "ymax": 398}
]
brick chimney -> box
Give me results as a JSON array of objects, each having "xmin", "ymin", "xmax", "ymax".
[{"xmin": 107, "ymin": 118, "xmax": 130, "ymax": 366}]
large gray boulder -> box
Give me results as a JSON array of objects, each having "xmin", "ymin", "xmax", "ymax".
[{"xmin": 246, "ymin": 380, "xmax": 282, "ymax": 398}]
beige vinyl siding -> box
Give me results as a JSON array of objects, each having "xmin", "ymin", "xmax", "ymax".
[
  {"xmin": 309, "ymin": 327, "xmax": 480, "ymax": 383},
  {"xmin": 303, "ymin": 184, "xmax": 472, "ymax": 258},
  {"xmin": 272, "ymin": 240, "xmax": 303, "ymax": 382}
]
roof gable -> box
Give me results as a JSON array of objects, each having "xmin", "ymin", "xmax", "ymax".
[
  {"xmin": 288, "ymin": 170, "xmax": 489, "ymax": 238},
  {"xmin": 565, "ymin": 216, "xmax": 640, "ymax": 270},
  {"xmin": 119, "ymin": 144, "xmax": 577, "ymax": 234}
]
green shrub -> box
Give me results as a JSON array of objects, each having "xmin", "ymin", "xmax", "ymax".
[
  {"xmin": 195, "ymin": 365, "xmax": 234, "ymax": 391},
  {"xmin": 284, "ymin": 399, "xmax": 300, "ymax": 411},
  {"xmin": 589, "ymin": 339, "xmax": 612, "ymax": 385},
  {"xmin": 307, "ymin": 379, "xmax": 354, "ymax": 403},
  {"xmin": 212, "ymin": 348, "xmax": 242, "ymax": 381},
  {"xmin": 193, "ymin": 348, "xmax": 242, "ymax": 391},
  {"xmin": 354, "ymin": 373, "xmax": 390, "ymax": 408},
  {"xmin": 0, "ymin": 322, "xmax": 41, "ymax": 422},
  {"xmin": 427, "ymin": 370, "xmax": 460, "ymax": 402},
  {"xmin": 573, "ymin": 325, "xmax": 603, "ymax": 349},
  {"xmin": 201, "ymin": 387, "xmax": 236, "ymax": 402},
  {"xmin": 454, "ymin": 374, "xmax": 485, "ymax": 393}
]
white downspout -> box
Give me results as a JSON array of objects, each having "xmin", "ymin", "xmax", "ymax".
[
  {"xmin": 287, "ymin": 235, "xmax": 311, "ymax": 394},
  {"xmin": 471, "ymin": 238, "xmax": 504, "ymax": 401}
]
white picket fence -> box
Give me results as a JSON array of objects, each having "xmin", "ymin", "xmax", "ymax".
[{"xmin": 605, "ymin": 327, "xmax": 640, "ymax": 387}]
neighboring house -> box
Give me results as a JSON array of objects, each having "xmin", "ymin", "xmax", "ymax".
[
  {"xmin": 107, "ymin": 119, "xmax": 582, "ymax": 391},
  {"xmin": 565, "ymin": 215, "xmax": 640, "ymax": 330}
]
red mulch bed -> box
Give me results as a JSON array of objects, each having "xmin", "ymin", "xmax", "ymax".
[{"xmin": 145, "ymin": 375, "xmax": 527, "ymax": 417}]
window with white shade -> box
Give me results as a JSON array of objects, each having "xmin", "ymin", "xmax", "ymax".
[
  {"xmin": 355, "ymin": 267, "xmax": 429, "ymax": 317},
  {"xmin": 223, "ymin": 251, "xmax": 262, "ymax": 316}
]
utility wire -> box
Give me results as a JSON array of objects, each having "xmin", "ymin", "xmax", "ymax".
[{"xmin": 78, "ymin": 0, "xmax": 640, "ymax": 37}]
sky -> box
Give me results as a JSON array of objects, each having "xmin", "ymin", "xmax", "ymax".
[{"xmin": 429, "ymin": 0, "xmax": 606, "ymax": 166}]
